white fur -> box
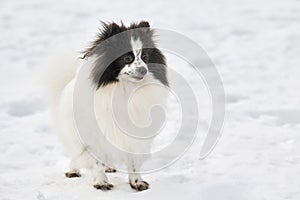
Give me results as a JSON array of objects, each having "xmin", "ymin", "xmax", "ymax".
[
  {"xmin": 43, "ymin": 46, "xmax": 168, "ymax": 189},
  {"xmin": 130, "ymin": 37, "xmax": 143, "ymax": 58}
]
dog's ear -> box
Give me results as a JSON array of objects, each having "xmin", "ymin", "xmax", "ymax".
[
  {"xmin": 102, "ymin": 22, "xmax": 122, "ymax": 38},
  {"xmin": 138, "ymin": 21, "xmax": 150, "ymax": 28},
  {"xmin": 109, "ymin": 22, "xmax": 122, "ymax": 36}
]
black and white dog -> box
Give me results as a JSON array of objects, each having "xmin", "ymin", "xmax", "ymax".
[{"xmin": 45, "ymin": 21, "xmax": 168, "ymax": 191}]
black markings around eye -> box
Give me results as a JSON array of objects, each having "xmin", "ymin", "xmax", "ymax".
[
  {"xmin": 141, "ymin": 53, "xmax": 149, "ymax": 63},
  {"xmin": 123, "ymin": 53, "xmax": 134, "ymax": 64}
]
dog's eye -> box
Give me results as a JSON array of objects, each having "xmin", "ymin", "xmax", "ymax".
[
  {"xmin": 141, "ymin": 53, "xmax": 149, "ymax": 63},
  {"xmin": 123, "ymin": 54, "xmax": 134, "ymax": 64}
]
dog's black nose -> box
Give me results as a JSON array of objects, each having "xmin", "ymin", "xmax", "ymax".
[{"xmin": 137, "ymin": 67, "xmax": 147, "ymax": 76}]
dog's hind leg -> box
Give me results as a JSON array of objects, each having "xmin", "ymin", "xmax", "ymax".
[
  {"xmin": 105, "ymin": 166, "xmax": 117, "ymax": 173},
  {"xmin": 65, "ymin": 157, "xmax": 81, "ymax": 178},
  {"xmin": 104, "ymin": 157, "xmax": 116, "ymax": 173}
]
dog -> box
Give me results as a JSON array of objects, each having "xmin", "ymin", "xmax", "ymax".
[{"xmin": 43, "ymin": 21, "xmax": 169, "ymax": 191}]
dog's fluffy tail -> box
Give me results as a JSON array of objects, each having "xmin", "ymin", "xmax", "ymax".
[
  {"xmin": 40, "ymin": 47, "xmax": 84, "ymax": 156},
  {"xmin": 40, "ymin": 48, "xmax": 81, "ymax": 108}
]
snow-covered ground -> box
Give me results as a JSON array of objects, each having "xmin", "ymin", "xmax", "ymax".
[{"xmin": 1, "ymin": 0, "xmax": 300, "ymax": 199}]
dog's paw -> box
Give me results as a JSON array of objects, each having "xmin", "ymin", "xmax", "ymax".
[
  {"xmin": 65, "ymin": 171, "xmax": 81, "ymax": 178},
  {"xmin": 93, "ymin": 181, "xmax": 114, "ymax": 191},
  {"xmin": 129, "ymin": 180, "xmax": 149, "ymax": 191},
  {"xmin": 105, "ymin": 167, "xmax": 116, "ymax": 173}
]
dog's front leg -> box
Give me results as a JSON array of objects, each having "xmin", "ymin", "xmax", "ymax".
[
  {"xmin": 128, "ymin": 158, "xmax": 149, "ymax": 191},
  {"xmin": 92, "ymin": 162, "xmax": 114, "ymax": 190}
]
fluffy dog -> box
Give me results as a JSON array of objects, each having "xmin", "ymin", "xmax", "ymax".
[{"xmin": 44, "ymin": 21, "xmax": 168, "ymax": 191}]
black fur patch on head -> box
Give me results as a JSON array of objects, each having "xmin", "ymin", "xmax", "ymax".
[{"xmin": 83, "ymin": 21, "xmax": 168, "ymax": 89}]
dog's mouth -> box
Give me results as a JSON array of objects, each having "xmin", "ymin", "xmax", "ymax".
[
  {"xmin": 132, "ymin": 75, "xmax": 144, "ymax": 81},
  {"xmin": 123, "ymin": 72, "xmax": 145, "ymax": 81}
]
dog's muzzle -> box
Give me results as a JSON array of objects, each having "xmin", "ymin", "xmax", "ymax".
[{"xmin": 133, "ymin": 66, "xmax": 148, "ymax": 80}]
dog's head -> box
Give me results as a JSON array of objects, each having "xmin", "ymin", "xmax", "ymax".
[{"xmin": 83, "ymin": 21, "xmax": 168, "ymax": 89}]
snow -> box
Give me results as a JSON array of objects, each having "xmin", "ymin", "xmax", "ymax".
[{"xmin": 1, "ymin": 0, "xmax": 300, "ymax": 199}]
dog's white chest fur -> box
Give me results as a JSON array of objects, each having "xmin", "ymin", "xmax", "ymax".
[{"xmin": 93, "ymin": 74, "xmax": 168, "ymax": 161}]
